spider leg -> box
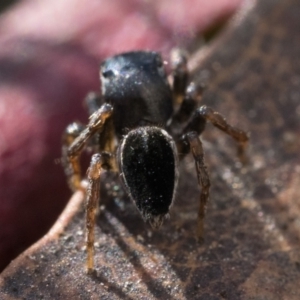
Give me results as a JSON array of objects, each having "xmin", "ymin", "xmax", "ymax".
[
  {"xmin": 170, "ymin": 48, "xmax": 189, "ymax": 106},
  {"xmin": 178, "ymin": 132, "xmax": 210, "ymax": 242},
  {"xmin": 182, "ymin": 105, "xmax": 249, "ymax": 163},
  {"xmin": 62, "ymin": 122, "xmax": 85, "ymax": 191},
  {"xmin": 86, "ymin": 153, "xmax": 112, "ymax": 274},
  {"xmin": 62, "ymin": 103, "xmax": 113, "ymax": 191},
  {"xmin": 175, "ymin": 105, "xmax": 248, "ymax": 241},
  {"xmin": 168, "ymin": 82, "xmax": 205, "ymax": 135},
  {"xmin": 168, "ymin": 49, "xmax": 206, "ymax": 133},
  {"xmin": 84, "ymin": 92, "xmax": 107, "ymax": 154}
]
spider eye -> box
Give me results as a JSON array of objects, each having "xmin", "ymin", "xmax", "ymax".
[{"xmin": 102, "ymin": 69, "xmax": 114, "ymax": 78}]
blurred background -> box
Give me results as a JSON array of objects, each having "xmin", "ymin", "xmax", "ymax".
[{"xmin": 0, "ymin": 0, "xmax": 17, "ymax": 12}]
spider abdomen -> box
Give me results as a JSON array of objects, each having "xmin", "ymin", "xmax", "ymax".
[{"xmin": 119, "ymin": 126, "xmax": 178, "ymax": 228}]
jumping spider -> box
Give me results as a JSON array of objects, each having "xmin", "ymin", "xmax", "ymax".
[{"xmin": 62, "ymin": 49, "xmax": 249, "ymax": 273}]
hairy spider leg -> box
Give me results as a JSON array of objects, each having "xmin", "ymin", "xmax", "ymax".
[
  {"xmin": 167, "ymin": 82, "xmax": 205, "ymax": 138},
  {"xmin": 62, "ymin": 103, "xmax": 113, "ymax": 192},
  {"xmin": 62, "ymin": 122, "xmax": 85, "ymax": 191},
  {"xmin": 188, "ymin": 105, "xmax": 249, "ymax": 163},
  {"xmin": 174, "ymin": 103, "xmax": 249, "ymax": 241},
  {"xmin": 86, "ymin": 153, "xmax": 112, "ymax": 274},
  {"xmin": 170, "ymin": 48, "xmax": 189, "ymax": 106},
  {"xmin": 187, "ymin": 132, "xmax": 210, "ymax": 242},
  {"xmin": 62, "ymin": 103, "xmax": 114, "ymax": 273}
]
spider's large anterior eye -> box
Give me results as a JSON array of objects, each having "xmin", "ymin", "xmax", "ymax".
[{"xmin": 102, "ymin": 69, "xmax": 114, "ymax": 78}]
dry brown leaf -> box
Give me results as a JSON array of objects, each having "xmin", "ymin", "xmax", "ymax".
[{"xmin": 1, "ymin": 0, "xmax": 300, "ymax": 299}]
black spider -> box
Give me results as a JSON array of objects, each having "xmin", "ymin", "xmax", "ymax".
[{"xmin": 62, "ymin": 49, "xmax": 249, "ymax": 273}]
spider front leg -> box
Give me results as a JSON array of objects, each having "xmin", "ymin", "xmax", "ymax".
[
  {"xmin": 86, "ymin": 153, "xmax": 112, "ymax": 274},
  {"xmin": 62, "ymin": 103, "xmax": 113, "ymax": 191}
]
